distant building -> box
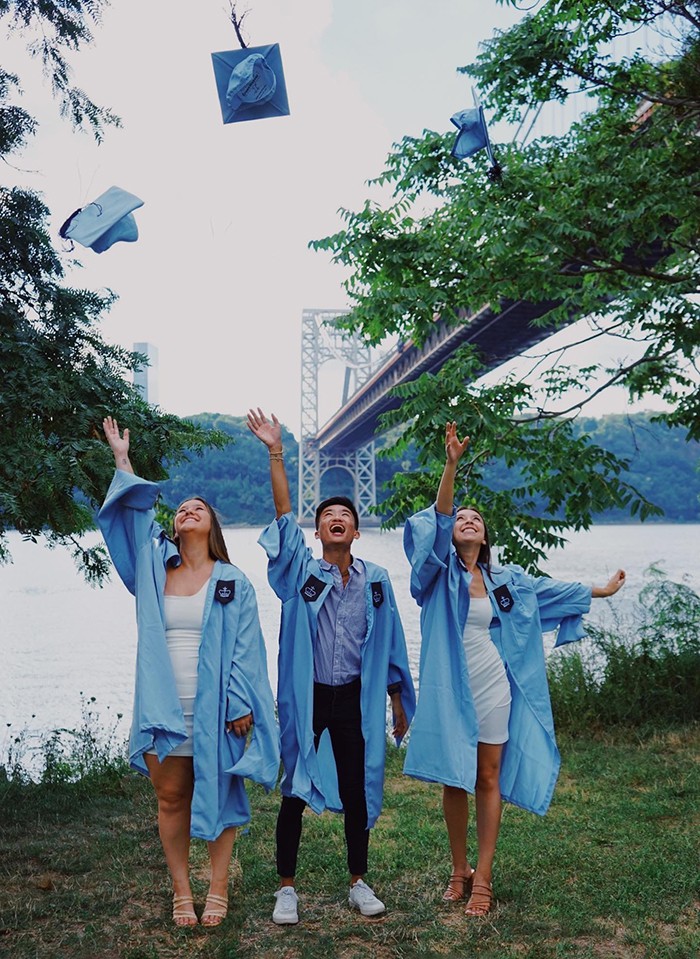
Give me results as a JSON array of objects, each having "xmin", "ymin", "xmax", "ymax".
[{"xmin": 133, "ymin": 342, "xmax": 159, "ymax": 404}]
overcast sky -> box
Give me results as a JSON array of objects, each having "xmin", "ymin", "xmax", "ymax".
[{"xmin": 5, "ymin": 0, "xmax": 662, "ymax": 432}]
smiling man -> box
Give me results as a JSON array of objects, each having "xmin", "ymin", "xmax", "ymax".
[{"xmin": 247, "ymin": 408, "xmax": 415, "ymax": 926}]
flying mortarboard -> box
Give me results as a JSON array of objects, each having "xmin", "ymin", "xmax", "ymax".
[
  {"xmin": 211, "ymin": 42, "xmax": 290, "ymax": 124},
  {"xmin": 450, "ymin": 107, "xmax": 493, "ymax": 161},
  {"xmin": 450, "ymin": 88, "xmax": 501, "ymax": 180},
  {"xmin": 59, "ymin": 186, "xmax": 144, "ymax": 253}
]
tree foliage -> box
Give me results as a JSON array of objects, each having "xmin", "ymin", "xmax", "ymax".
[
  {"xmin": 312, "ymin": 0, "xmax": 700, "ymax": 570},
  {"xmin": 0, "ymin": 1, "xmax": 225, "ymax": 581}
]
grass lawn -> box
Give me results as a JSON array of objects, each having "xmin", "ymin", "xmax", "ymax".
[{"xmin": 1, "ymin": 727, "xmax": 698, "ymax": 959}]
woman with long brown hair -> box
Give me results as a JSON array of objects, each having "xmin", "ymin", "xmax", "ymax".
[
  {"xmin": 99, "ymin": 417, "xmax": 279, "ymax": 928},
  {"xmin": 403, "ymin": 422, "xmax": 625, "ymax": 917}
]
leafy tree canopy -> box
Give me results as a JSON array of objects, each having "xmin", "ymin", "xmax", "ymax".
[
  {"xmin": 1, "ymin": 0, "xmax": 226, "ymax": 581},
  {"xmin": 312, "ymin": 0, "xmax": 700, "ymax": 570}
]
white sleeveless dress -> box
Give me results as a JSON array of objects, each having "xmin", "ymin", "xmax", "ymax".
[
  {"xmin": 147, "ymin": 581, "xmax": 207, "ymax": 758},
  {"xmin": 462, "ymin": 595, "xmax": 512, "ymax": 744}
]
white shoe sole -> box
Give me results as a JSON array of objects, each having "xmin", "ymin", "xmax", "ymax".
[
  {"xmin": 349, "ymin": 902, "xmax": 386, "ymax": 917},
  {"xmin": 272, "ymin": 911, "xmax": 299, "ymax": 925}
]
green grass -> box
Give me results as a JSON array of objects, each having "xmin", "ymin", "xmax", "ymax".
[{"xmin": 1, "ymin": 727, "xmax": 698, "ymax": 959}]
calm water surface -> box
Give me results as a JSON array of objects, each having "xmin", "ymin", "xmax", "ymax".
[{"xmin": 2, "ymin": 523, "xmax": 698, "ymax": 754}]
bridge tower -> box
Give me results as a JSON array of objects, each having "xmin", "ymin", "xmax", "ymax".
[{"xmin": 299, "ymin": 309, "xmax": 377, "ymax": 523}]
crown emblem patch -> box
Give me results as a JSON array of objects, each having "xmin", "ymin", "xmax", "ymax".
[{"xmin": 215, "ymin": 579, "xmax": 236, "ymax": 604}]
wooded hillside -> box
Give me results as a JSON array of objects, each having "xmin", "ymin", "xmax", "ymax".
[{"xmin": 159, "ymin": 412, "xmax": 699, "ymax": 526}]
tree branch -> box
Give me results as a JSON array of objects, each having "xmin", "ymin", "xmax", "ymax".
[
  {"xmin": 671, "ymin": 2, "xmax": 700, "ymax": 31},
  {"xmin": 228, "ymin": 1, "xmax": 249, "ymax": 49},
  {"xmin": 525, "ymin": 349, "xmax": 678, "ymax": 420},
  {"xmin": 558, "ymin": 260, "xmax": 693, "ymax": 283}
]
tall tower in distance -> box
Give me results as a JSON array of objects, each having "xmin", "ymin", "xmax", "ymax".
[{"xmin": 133, "ymin": 342, "xmax": 159, "ymax": 405}]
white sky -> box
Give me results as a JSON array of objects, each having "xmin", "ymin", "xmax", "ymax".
[{"xmin": 4, "ymin": 0, "xmax": 667, "ymax": 434}]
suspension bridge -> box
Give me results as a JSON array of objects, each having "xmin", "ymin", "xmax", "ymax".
[{"xmin": 297, "ymin": 298, "xmax": 562, "ymax": 523}]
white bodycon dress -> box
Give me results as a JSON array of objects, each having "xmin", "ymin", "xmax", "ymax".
[
  {"xmin": 462, "ymin": 595, "xmax": 512, "ymax": 744},
  {"xmin": 147, "ymin": 581, "xmax": 207, "ymax": 758}
]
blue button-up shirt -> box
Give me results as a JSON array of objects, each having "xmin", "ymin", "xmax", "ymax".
[{"xmin": 314, "ymin": 556, "xmax": 367, "ymax": 685}]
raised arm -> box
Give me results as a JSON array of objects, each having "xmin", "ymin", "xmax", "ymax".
[
  {"xmin": 436, "ymin": 421, "xmax": 470, "ymax": 515},
  {"xmin": 98, "ymin": 419, "xmax": 163, "ymax": 594},
  {"xmin": 103, "ymin": 416, "xmax": 134, "ymax": 474},
  {"xmin": 592, "ymin": 569, "xmax": 626, "ymax": 598},
  {"xmin": 247, "ymin": 408, "xmax": 292, "ymax": 519}
]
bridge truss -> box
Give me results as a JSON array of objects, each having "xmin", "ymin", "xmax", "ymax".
[{"xmin": 299, "ymin": 309, "xmax": 378, "ymax": 522}]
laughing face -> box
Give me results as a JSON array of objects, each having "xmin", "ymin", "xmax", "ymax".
[
  {"xmin": 173, "ymin": 498, "xmax": 213, "ymax": 538},
  {"xmin": 315, "ymin": 503, "xmax": 360, "ymax": 549},
  {"xmin": 452, "ymin": 507, "xmax": 486, "ymax": 550}
]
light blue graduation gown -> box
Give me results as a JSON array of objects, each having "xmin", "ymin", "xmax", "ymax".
[
  {"xmin": 98, "ymin": 469, "xmax": 280, "ymax": 840},
  {"xmin": 403, "ymin": 505, "xmax": 592, "ymax": 816},
  {"xmin": 258, "ymin": 512, "xmax": 416, "ymax": 828}
]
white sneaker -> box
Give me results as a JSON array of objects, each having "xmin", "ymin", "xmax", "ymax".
[
  {"xmin": 348, "ymin": 879, "xmax": 385, "ymax": 916},
  {"xmin": 272, "ymin": 886, "xmax": 299, "ymax": 925}
]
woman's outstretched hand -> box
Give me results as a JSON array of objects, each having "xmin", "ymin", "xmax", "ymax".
[
  {"xmin": 593, "ymin": 569, "xmax": 626, "ymax": 598},
  {"xmin": 103, "ymin": 416, "xmax": 133, "ymax": 472},
  {"xmin": 445, "ymin": 421, "xmax": 470, "ymax": 465},
  {"xmin": 247, "ymin": 408, "xmax": 282, "ymax": 450}
]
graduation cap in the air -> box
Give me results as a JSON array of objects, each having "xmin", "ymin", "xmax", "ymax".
[
  {"xmin": 59, "ymin": 186, "xmax": 144, "ymax": 253},
  {"xmin": 450, "ymin": 89, "xmax": 501, "ymax": 180},
  {"xmin": 211, "ymin": 42, "xmax": 290, "ymax": 124}
]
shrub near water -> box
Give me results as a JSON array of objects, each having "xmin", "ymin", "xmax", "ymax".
[
  {"xmin": 1, "ymin": 694, "xmax": 128, "ymax": 791},
  {"xmin": 549, "ymin": 570, "xmax": 700, "ymax": 733}
]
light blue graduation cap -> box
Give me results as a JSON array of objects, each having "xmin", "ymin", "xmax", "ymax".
[
  {"xmin": 211, "ymin": 43, "xmax": 290, "ymax": 124},
  {"xmin": 450, "ymin": 88, "xmax": 500, "ymax": 178},
  {"xmin": 59, "ymin": 186, "xmax": 144, "ymax": 253}
]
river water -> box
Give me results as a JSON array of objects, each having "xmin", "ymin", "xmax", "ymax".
[{"xmin": 2, "ymin": 523, "xmax": 698, "ymax": 761}]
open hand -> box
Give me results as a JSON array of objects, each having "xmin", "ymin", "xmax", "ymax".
[
  {"xmin": 103, "ymin": 416, "xmax": 129, "ymax": 459},
  {"xmin": 445, "ymin": 421, "xmax": 469, "ymax": 465},
  {"xmin": 247, "ymin": 408, "xmax": 282, "ymax": 450}
]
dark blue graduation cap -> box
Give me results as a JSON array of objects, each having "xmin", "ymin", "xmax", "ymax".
[
  {"xmin": 59, "ymin": 186, "xmax": 144, "ymax": 253},
  {"xmin": 450, "ymin": 89, "xmax": 501, "ymax": 180},
  {"xmin": 211, "ymin": 43, "xmax": 290, "ymax": 124}
]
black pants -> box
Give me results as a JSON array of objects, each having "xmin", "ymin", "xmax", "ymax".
[{"xmin": 276, "ymin": 678, "xmax": 369, "ymax": 878}]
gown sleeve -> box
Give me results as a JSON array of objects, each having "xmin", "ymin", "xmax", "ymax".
[
  {"xmin": 531, "ymin": 573, "xmax": 592, "ymax": 646},
  {"xmin": 257, "ymin": 511, "xmax": 310, "ymax": 600},
  {"xmin": 383, "ymin": 577, "xmax": 417, "ymax": 743},
  {"xmin": 403, "ymin": 504, "xmax": 455, "ymax": 605},
  {"xmin": 224, "ymin": 576, "xmax": 281, "ymax": 792},
  {"xmin": 225, "ymin": 577, "xmax": 264, "ymax": 720},
  {"xmin": 97, "ymin": 469, "xmax": 164, "ymax": 595}
]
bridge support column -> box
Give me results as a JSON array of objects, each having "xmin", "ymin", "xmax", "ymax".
[
  {"xmin": 299, "ymin": 442, "xmax": 320, "ymax": 524},
  {"xmin": 299, "ymin": 309, "xmax": 377, "ymax": 523},
  {"xmin": 353, "ymin": 441, "xmax": 376, "ymax": 519}
]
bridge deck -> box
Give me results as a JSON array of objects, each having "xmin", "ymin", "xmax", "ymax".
[{"xmin": 316, "ymin": 298, "xmax": 560, "ymax": 450}]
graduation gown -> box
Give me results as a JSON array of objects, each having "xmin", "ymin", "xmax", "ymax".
[
  {"xmin": 403, "ymin": 504, "xmax": 591, "ymax": 816},
  {"xmin": 98, "ymin": 469, "xmax": 280, "ymax": 840},
  {"xmin": 258, "ymin": 512, "xmax": 416, "ymax": 828}
]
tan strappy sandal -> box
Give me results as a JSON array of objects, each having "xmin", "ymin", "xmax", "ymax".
[
  {"xmin": 442, "ymin": 868, "xmax": 474, "ymax": 902},
  {"xmin": 465, "ymin": 880, "xmax": 493, "ymax": 916},
  {"xmin": 201, "ymin": 892, "xmax": 228, "ymax": 927},
  {"xmin": 172, "ymin": 894, "xmax": 198, "ymax": 927}
]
